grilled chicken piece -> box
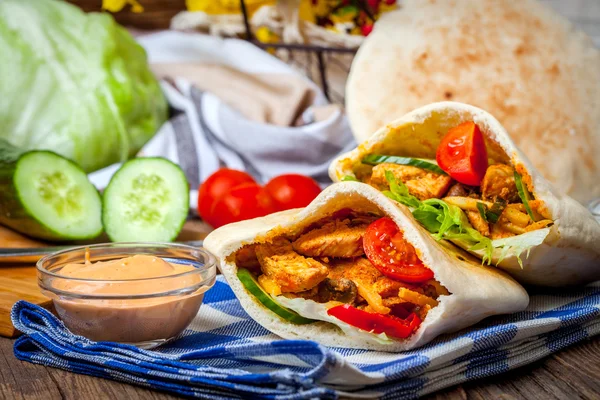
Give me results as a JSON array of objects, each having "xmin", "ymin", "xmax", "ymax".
[
  {"xmin": 292, "ymin": 219, "xmax": 367, "ymax": 258},
  {"xmin": 255, "ymin": 238, "xmax": 328, "ymax": 293},
  {"xmin": 370, "ymin": 163, "xmax": 452, "ymax": 200},
  {"xmin": 466, "ymin": 210, "xmax": 490, "ymax": 237},
  {"xmin": 235, "ymin": 245, "xmax": 261, "ymax": 272},
  {"xmin": 481, "ymin": 164, "xmax": 519, "ymax": 203},
  {"xmin": 373, "ymin": 276, "xmax": 406, "ymax": 298}
]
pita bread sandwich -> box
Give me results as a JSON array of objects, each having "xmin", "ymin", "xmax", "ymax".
[
  {"xmin": 204, "ymin": 182, "xmax": 528, "ymax": 351},
  {"xmin": 330, "ymin": 102, "xmax": 600, "ymax": 287},
  {"xmin": 345, "ymin": 0, "xmax": 600, "ymax": 204}
]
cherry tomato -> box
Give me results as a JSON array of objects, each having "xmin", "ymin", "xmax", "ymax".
[
  {"xmin": 198, "ymin": 169, "xmax": 255, "ymax": 227},
  {"xmin": 363, "ymin": 217, "xmax": 434, "ymax": 283},
  {"xmin": 264, "ymin": 174, "xmax": 322, "ymax": 211},
  {"xmin": 328, "ymin": 304, "xmax": 421, "ymax": 339},
  {"xmin": 210, "ymin": 183, "xmax": 276, "ymax": 228},
  {"xmin": 436, "ymin": 121, "xmax": 488, "ymax": 186}
]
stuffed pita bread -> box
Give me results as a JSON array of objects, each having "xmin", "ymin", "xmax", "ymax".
[
  {"xmin": 345, "ymin": 0, "xmax": 600, "ymax": 204},
  {"xmin": 330, "ymin": 102, "xmax": 600, "ymax": 286},
  {"xmin": 204, "ymin": 182, "xmax": 528, "ymax": 351}
]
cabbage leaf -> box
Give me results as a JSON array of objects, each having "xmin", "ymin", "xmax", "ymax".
[{"xmin": 0, "ymin": 0, "xmax": 167, "ymax": 172}]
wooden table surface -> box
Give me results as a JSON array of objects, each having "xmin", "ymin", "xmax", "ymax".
[{"xmin": 2, "ymin": 334, "xmax": 600, "ymax": 399}]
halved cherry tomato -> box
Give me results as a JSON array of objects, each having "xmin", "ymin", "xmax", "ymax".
[
  {"xmin": 327, "ymin": 304, "xmax": 421, "ymax": 339},
  {"xmin": 264, "ymin": 174, "xmax": 322, "ymax": 211},
  {"xmin": 198, "ymin": 169, "xmax": 255, "ymax": 227},
  {"xmin": 363, "ymin": 217, "xmax": 434, "ymax": 283},
  {"xmin": 436, "ymin": 121, "xmax": 488, "ymax": 186},
  {"xmin": 210, "ymin": 183, "xmax": 276, "ymax": 228}
]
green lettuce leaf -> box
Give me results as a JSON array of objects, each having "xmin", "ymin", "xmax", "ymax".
[
  {"xmin": 382, "ymin": 169, "xmax": 494, "ymax": 264},
  {"xmin": 0, "ymin": 0, "xmax": 168, "ymax": 172},
  {"xmin": 382, "ymin": 171, "xmax": 421, "ymax": 208},
  {"xmin": 381, "ymin": 169, "xmax": 551, "ymax": 266}
]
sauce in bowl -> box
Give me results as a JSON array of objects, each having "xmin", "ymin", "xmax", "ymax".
[{"xmin": 38, "ymin": 244, "xmax": 216, "ymax": 348}]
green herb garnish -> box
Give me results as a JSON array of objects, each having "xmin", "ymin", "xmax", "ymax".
[{"xmin": 514, "ymin": 171, "xmax": 536, "ymax": 221}]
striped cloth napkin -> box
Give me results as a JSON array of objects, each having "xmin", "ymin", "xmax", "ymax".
[
  {"xmin": 88, "ymin": 31, "xmax": 357, "ymax": 202},
  {"xmin": 11, "ymin": 276, "xmax": 600, "ymax": 399}
]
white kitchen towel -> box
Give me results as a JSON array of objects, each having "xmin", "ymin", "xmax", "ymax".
[{"xmin": 89, "ymin": 31, "xmax": 356, "ymax": 203}]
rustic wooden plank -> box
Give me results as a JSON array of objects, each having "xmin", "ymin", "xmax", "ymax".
[
  {"xmin": 46, "ymin": 367, "xmax": 181, "ymax": 400},
  {"xmin": 425, "ymin": 337, "xmax": 600, "ymax": 400},
  {"xmin": 0, "ymin": 338, "xmax": 61, "ymax": 400},
  {"xmin": 0, "ymin": 267, "xmax": 51, "ymax": 338}
]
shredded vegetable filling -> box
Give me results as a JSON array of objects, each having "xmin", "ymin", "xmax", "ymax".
[{"xmin": 232, "ymin": 211, "xmax": 451, "ymax": 338}]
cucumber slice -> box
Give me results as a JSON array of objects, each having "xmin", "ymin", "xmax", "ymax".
[
  {"xmin": 237, "ymin": 268, "xmax": 315, "ymax": 325},
  {"xmin": 362, "ymin": 155, "xmax": 447, "ymax": 175},
  {"xmin": 102, "ymin": 157, "xmax": 189, "ymax": 242},
  {"xmin": 0, "ymin": 145, "xmax": 103, "ymax": 241}
]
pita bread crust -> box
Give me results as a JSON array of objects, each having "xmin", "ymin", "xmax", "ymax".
[
  {"xmin": 346, "ymin": 0, "xmax": 600, "ymax": 204},
  {"xmin": 330, "ymin": 102, "xmax": 600, "ymax": 286},
  {"xmin": 204, "ymin": 182, "xmax": 528, "ymax": 351}
]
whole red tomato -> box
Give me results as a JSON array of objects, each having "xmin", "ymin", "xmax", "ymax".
[
  {"xmin": 210, "ymin": 183, "xmax": 277, "ymax": 228},
  {"xmin": 198, "ymin": 169, "xmax": 255, "ymax": 227},
  {"xmin": 264, "ymin": 174, "xmax": 322, "ymax": 211}
]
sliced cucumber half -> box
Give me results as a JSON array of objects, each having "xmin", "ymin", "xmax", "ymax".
[
  {"xmin": 12, "ymin": 151, "xmax": 103, "ymax": 240},
  {"xmin": 237, "ymin": 268, "xmax": 315, "ymax": 325},
  {"xmin": 102, "ymin": 157, "xmax": 189, "ymax": 242},
  {"xmin": 362, "ymin": 154, "xmax": 447, "ymax": 175}
]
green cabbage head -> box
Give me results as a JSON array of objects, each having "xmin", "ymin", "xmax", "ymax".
[{"xmin": 0, "ymin": 0, "xmax": 168, "ymax": 172}]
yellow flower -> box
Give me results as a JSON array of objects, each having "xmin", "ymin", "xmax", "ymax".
[
  {"xmin": 186, "ymin": 0, "xmax": 274, "ymax": 15},
  {"xmin": 102, "ymin": 0, "xmax": 144, "ymax": 13}
]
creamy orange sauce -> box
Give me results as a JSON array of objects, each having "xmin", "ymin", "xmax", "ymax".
[
  {"xmin": 49, "ymin": 254, "xmax": 207, "ymax": 344},
  {"xmin": 56, "ymin": 255, "xmax": 198, "ymax": 297}
]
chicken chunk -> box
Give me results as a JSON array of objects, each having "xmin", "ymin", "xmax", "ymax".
[
  {"xmin": 328, "ymin": 257, "xmax": 381, "ymax": 284},
  {"xmin": 234, "ymin": 245, "xmax": 261, "ymax": 272},
  {"xmin": 370, "ymin": 163, "xmax": 452, "ymax": 200},
  {"xmin": 373, "ymin": 276, "xmax": 406, "ymax": 298},
  {"xmin": 255, "ymin": 238, "xmax": 328, "ymax": 293},
  {"xmin": 292, "ymin": 219, "xmax": 367, "ymax": 258},
  {"xmin": 481, "ymin": 164, "xmax": 519, "ymax": 203},
  {"xmin": 466, "ymin": 210, "xmax": 490, "ymax": 237}
]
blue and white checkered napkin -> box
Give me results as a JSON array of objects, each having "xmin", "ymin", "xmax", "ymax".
[{"xmin": 11, "ymin": 277, "xmax": 600, "ymax": 399}]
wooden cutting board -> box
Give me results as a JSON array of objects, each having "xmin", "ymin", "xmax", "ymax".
[{"xmin": 0, "ymin": 221, "xmax": 212, "ymax": 338}]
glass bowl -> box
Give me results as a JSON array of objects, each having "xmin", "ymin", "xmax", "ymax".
[{"xmin": 37, "ymin": 243, "xmax": 217, "ymax": 349}]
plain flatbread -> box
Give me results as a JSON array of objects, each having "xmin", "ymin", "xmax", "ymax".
[
  {"xmin": 346, "ymin": 0, "xmax": 600, "ymax": 204},
  {"xmin": 330, "ymin": 101, "xmax": 600, "ymax": 286},
  {"xmin": 204, "ymin": 182, "xmax": 528, "ymax": 351}
]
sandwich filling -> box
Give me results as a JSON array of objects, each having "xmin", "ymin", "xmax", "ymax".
[
  {"xmin": 344, "ymin": 121, "xmax": 554, "ymax": 265},
  {"xmin": 231, "ymin": 209, "xmax": 450, "ymax": 341}
]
